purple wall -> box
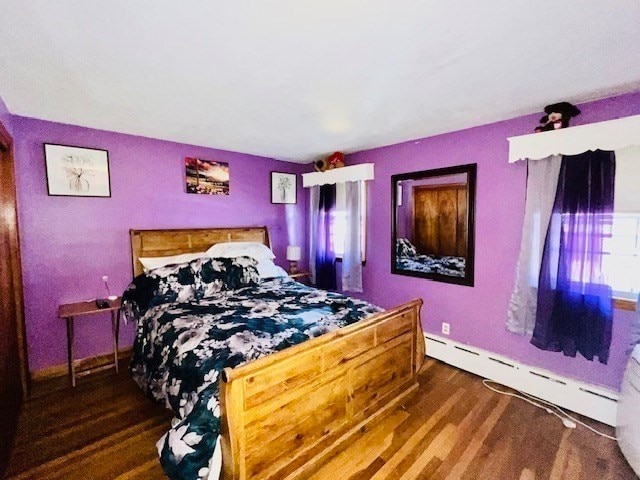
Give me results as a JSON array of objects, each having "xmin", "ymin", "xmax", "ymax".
[
  {"xmin": 9, "ymin": 91, "xmax": 640, "ymax": 387},
  {"xmin": 348, "ymin": 91, "xmax": 640, "ymax": 390},
  {"xmin": 12, "ymin": 116, "xmax": 307, "ymax": 372}
]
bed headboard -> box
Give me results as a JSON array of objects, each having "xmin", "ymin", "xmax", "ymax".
[{"xmin": 130, "ymin": 226, "xmax": 271, "ymax": 277}]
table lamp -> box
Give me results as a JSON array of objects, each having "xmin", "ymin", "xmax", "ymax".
[{"xmin": 286, "ymin": 246, "xmax": 301, "ymax": 274}]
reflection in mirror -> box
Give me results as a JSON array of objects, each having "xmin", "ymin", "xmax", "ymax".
[{"xmin": 392, "ymin": 164, "xmax": 476, "ymax": 286}]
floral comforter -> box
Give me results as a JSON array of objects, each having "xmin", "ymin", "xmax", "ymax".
[
  {"xmin": 396, "ymin": 254, "xmax": 466, "ymax": 277},
  {"xmin": 396, "ymin": 237, "xmax": 466, "ymax": 277},
  {"xmin": 127, "ymin": 276, "xmax": 382, "ymax": 480}
]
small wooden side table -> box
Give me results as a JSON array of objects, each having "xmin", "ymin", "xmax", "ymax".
[
  {"xmin": 58, "ymin": 297, "xmax": 122, "ymax": 387},
  {"xmin": 289, "ymin": 271, "xmax": 311, "ymax": 283}
]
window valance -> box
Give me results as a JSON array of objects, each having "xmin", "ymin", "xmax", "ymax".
[
  {"xmin": 302, "ymin": 163, "xmax": 374, "ymax": 187},
  {"xmin": 508, "ymin": 114, "xmax": 640, "ymax": 163}
]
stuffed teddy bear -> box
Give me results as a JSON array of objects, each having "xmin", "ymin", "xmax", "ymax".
[
  {"xmin": 314, "ymin": 151, "xmax": 346, "ymax": 172},
  {"xmin": 534, "ymin": 102, "xmax": 581, "ymax": 133}
]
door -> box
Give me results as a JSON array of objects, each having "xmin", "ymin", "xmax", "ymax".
[
  {"xmin": 0, "ymin": 119, "xmax": 28, "ymax": 475},
  {"xmin": 412, "ymin": 184, "xmax": 468, "ymax": 257}
]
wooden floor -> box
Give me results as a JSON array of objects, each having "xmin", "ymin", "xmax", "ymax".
[{"xmin": 6, "ymin": 358, "xmax": 637, "ymax": 480}]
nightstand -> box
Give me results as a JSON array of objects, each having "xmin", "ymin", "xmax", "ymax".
[
  {"xmin": 58, "ymin": 297, "xmax": 122, "ymax": 387},
  {"xmin": 289, "ymin": 271, "xmax": 311, "ymax": 283}
]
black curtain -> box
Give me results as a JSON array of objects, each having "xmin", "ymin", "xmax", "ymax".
[
  {"xmin": 315, "ymin": 184, "xmax": 337, "ymax": 290},
  {"xmin": 532, "ymin": 150, "xmax": 616, "ymax": 363}
]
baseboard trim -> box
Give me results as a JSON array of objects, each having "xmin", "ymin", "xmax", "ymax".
[
  {"xmin": 425, "ymin": 334, "xmax": 618, "ymax": 426},
  {"xmin": 31, "ymin": 346, "xmax": 133, "ymax": 382}
]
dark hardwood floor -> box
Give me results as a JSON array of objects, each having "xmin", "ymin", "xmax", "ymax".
[
  {"xmin": 6, "ymin": 358, "xmax": 171, "ymax": 480},
  {"xmin": 6, "ymin": 358, "xmax": 637, "ymax": 479}
]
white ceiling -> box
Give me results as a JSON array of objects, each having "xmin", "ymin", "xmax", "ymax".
[{"xmin": 1, "ymin": 1, "xmax": 639, "ymax": 163}]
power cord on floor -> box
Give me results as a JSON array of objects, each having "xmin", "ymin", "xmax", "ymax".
[{"xmin": 482, "ymin": 379, "xmax": 617, "ymax": 440}]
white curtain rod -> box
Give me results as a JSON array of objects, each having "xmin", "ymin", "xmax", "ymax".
[
  {"xmin": 302, "ymin": 163, "xmax": 375, "ymax": 187},
  {"xmin": 508, "ymin": 114, "xmax": 640, "ymax": 163}
]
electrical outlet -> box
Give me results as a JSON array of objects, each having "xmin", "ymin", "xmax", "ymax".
[{"xmin": 442, "ymin": 322, "xmax": 450, "ymax": 335}]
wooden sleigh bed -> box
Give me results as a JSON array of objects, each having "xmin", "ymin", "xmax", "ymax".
[{"xmin": 130, "ymin": 226, "xmax": 425, "ymax": 480}]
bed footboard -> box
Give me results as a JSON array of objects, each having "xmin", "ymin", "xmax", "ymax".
[{"xmin": 219, "ymin": 298, "xmax": 424, "ymax": 480}]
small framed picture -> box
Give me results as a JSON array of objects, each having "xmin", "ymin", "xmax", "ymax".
[
  {"xmin": 185, "ymin": 157, "xmax": 230, "ymax": 195},
  {"xmin": 271, "ymin": 172, "xmax": 297, "ymax": 204},
  {"xmin": 44, "ymin": 143, "xmax": 111, "ymax": 197}
]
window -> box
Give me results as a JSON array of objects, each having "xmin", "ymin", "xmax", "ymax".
[
  {"xmin": 556, "ymin": 212, "xmax": 640, "ymax": 301},
  {"xmin": 602, "ymin": 213, "xmax": 640, "ymax": 300},
  {"xmin": 559, "ymin": 147, "xmax": 640, "ymax": 302},
  {"xmin": 331, "ymin": 183, "xmax": 367, "ymax": 261},
  {"xmin": 525, "ymin": 148, "xmax": 640, "ymax": 304},
  {"xmin": 606, "ymin": 146, "xmax": 640, "ymax": 301}
]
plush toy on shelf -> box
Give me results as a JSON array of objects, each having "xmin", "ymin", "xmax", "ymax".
[
  {"xmin": 534, "ymin": 102, "xmax": 581, "ymax": 133},
  {"xmin": 314, "ymin": 151, "xmax": 346, "ymax": 172}
]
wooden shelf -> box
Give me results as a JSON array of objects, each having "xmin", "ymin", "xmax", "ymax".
[
  {"xmin": 58, "ymin": 297, "xmax": 121, "ymax": 318},
  {"xmin": 289, "ymin": 271, "xmax": 311, "ymax": 280}
]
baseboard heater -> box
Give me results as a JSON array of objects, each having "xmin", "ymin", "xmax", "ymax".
[{"xmin": 424, "ymin": 334, "xmax": 618, "ymax": 426}]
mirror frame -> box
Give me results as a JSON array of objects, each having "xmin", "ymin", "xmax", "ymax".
[{"xmin": 391, "ymin": 163, "xmax": 477, "ymax": 286}]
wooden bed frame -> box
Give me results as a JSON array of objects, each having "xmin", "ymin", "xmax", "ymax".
[
  {"xmin": 130, "ymin": 227, "xmax": 425, "ymax": 480},
  {"xmin": 130, "ymin": 226, "xmax": 271, "ymax": 277}
]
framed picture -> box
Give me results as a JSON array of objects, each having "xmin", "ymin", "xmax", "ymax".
[
  {"xmin": 271, "ymin": 172, "xmax": 297, "ymax": 204},
  {"xmin": 44, "ymin": 143, "xmax": 111, "ymax": 197},
  {"xmin": 185, "ymin": 157, "xmax": 230, "ymax": 195}
]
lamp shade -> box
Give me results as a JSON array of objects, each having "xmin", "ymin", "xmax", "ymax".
[{"xmin": 286, "ymin": 246, "xmax": 301, "ymax": 262}]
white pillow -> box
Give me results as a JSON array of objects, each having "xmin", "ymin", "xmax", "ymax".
[
  {"xmin": 139, "ymin": 252, "xmax": 207, "ymax": 273},
  {"xmin": 256, "ymin": 259, "xmax": 288, "ymax": 279},
  {"xmin": 205, "ymin": 242, "xmax": 276, "ymax": 261}
]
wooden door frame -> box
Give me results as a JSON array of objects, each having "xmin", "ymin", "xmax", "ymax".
[{"xmin": 0, "ymin": 118, "xmax": 30, "ymax": 398}]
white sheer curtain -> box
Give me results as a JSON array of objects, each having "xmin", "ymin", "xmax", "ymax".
[
  {"xmin": 507, "ymin": 155, "xmax": 562, "ymax": 335},
  {"xmin": 342, "ymin": 181, "xmax": 363, "ymax": 292},
  {"xmin": 308, "ymin": 185, "xmax": 320, "ymax": 284}
]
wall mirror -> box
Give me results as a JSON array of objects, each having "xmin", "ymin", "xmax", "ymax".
[{"xmin": 391, "ymin": 163, "xmax": 476, "ymax": 286}]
